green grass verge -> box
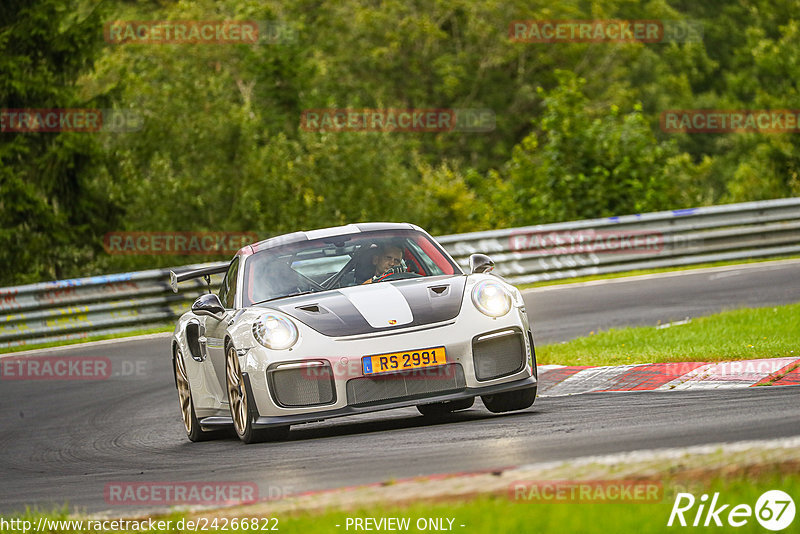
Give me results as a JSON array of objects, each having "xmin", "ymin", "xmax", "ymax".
[
  {"xmin": 278, "ymin": 473, "xmax": 797, "ymax": 534},
  {"xmin": 0, "ymin": 326, "xmax": 173, "ymax": 355},
  {"xmin": 3, "ymin": 470, "xmax": 797, "ymax": 533},
  {"xmin": 537, "ymin": 303, "xmax": 800, "ymax": 366},
  {"xmin": 517, "ymin": 255, "xmax": 800, "ymax": 289}
]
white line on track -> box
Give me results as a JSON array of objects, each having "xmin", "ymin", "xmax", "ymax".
[
  {"xmin": 0, "ymin": 332, "xmax": 172, "ymax": 359},
  {"xmin": 511, "ymin": 435, "xmax": 800, "ymax": 472}
]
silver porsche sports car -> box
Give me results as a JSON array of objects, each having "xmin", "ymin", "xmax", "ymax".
[{"xmin": 170, "ymin": 223, "xmax": 537, "ymax": 443}]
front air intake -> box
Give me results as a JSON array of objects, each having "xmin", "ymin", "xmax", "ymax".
[
  {"xmin": 472, "ymin": 329, "xmax": 526, "ymax": 381},
  {"xmin": 267, "ymin": 361, "xmax": 336, "ymax": 407},
  {"xmin": 346, "ymin": 364, "xmax": 466, "ymax": 406}
]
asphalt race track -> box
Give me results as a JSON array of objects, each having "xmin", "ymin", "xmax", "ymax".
[
  {"xmin": 526, "ymin": 260, "xmax": 800, "ymax": 343},
  {"xmin": 1, "ymin": 261, "xmax": 799, "ymax": 514}
]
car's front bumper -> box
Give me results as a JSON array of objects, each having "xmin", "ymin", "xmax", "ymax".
[
  {"xmin": 198, "ymin": 373, "xmax": 536, "ymax": 428},
  {"xmin": 209, "ymin": 280, "xmax": 537, "ymax": 427}
]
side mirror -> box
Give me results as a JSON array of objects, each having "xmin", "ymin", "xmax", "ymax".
[
  {"xmin": 469, "ymin": 253, "xmax": 495, "ymax": 274},
  {"xmin": 191, "ymin": 293, "xmax": 225, "ymax": 318}
]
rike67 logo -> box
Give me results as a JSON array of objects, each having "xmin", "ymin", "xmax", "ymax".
[{"xmin": 668, "ymin": 490, "xmax": 795, "ymax": 531}]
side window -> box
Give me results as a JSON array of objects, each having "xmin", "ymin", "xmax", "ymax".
[{"xmin": 218, "ymin": 258, "xmax": 239, "ymax": 309}]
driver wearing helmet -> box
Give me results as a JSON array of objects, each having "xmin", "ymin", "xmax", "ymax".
[{"xmin": 362, "ymin": 243, "xmax": 407, "ymax": 284}]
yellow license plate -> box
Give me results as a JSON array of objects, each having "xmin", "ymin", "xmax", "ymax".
[{"xmin": 362, "ymin": 346, "xmax": 447, "ymax": 375}]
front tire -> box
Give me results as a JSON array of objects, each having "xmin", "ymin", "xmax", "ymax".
[
  {"xmin": 481, "ymin": 385, "xmax": 537, "ymax": 413},
  {"xmin": 417, "ymin": 397, "xmax": 474, "ymax": 416},
  {"xmin": 174, "ymin": 349, "xmax": 220, "ymax": 442},
  {"xmin": 225, "ymin": 342, "xmax": 289, "ymax": 444}
]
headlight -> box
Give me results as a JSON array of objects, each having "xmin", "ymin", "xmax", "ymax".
[
  {"xmin": 471, "ymin": 280, "xmax": 512, "ymax": 317},
  {"xmin": 252, "ymin": 313, "xmax": 298, "ymax": 350}
]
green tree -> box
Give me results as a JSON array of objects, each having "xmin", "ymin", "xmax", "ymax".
[
  {"xmin": 3, "ymin": 0, "xmax": 800, "ymax": 284},
  {"xmin": 0, "ymin": 0, "xmax": 117, "ymax": 284},
  {"xmin": 505, "ymin": 71, "xmax": 707, "ymax": 225}
]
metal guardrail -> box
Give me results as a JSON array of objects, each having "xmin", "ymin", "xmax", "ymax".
[
  {"xmin": 2, "ymin": 197, "xmax": 799, "ymax": 349},
  {"xmin": 438, "ymin": 197, "xmax": 800, "ymax": 284}
]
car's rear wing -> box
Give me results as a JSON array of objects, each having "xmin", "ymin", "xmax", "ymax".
[{"xmin": 169, "ymin": 264, "xmax": 229, "ymax": 293}]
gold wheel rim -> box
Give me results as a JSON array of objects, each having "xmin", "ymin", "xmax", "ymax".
[
  {"xmin": 175, "ymin": 350, "xmax": 193, "ymax": 434},
  {"xmin": 226, "ymin": 345, "xmax": 248, "ymax": 435}
]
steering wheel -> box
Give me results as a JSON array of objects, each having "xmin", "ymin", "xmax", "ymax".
[{"xmin": 373, "ymin": 271, "xmax": 422, "ymax": 283}]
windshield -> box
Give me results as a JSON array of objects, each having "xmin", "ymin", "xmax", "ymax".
[{"xmin": 241, "ymin": 229, "xmax": 461, "ymax": 307}]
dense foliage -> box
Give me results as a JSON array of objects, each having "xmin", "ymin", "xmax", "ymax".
[{"xmin": 2, "ymin": 0, "xmax": 799, "ymax": 284}]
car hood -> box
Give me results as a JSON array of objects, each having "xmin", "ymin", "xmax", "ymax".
[{"xmin": 262, "ymin": 275, "xmax": 466, "ymax": 337}]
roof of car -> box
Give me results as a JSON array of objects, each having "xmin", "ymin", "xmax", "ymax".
[{"xmin": 245, "ymin": 222, "xmax": 422, "ymax": 254}]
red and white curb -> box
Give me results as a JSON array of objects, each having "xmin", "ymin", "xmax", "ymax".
[{"xmin": 537, "ymin": 357, "xmax": 800, "ymax": 397}]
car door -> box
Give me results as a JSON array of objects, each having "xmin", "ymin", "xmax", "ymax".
[{"xmin": 204, "ymin": 257, "xmax": 240, "ymax": 403}]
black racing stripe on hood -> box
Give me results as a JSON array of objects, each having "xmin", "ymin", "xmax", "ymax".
[
  {"xmin": 263, "ymin": 275, "xmax": 467, "ymax": 337},
  {"xmin": 392, "ymin": 275, "xmax": 465, "ymax": 325}
]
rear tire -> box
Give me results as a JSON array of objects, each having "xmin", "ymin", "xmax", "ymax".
[
  {"xmin": 225, "ymin": 341, "xmax": 290, "ymax": 444},
  {"xmin": 481, "ymin": 385, "xmax": 537, "ymax": 413},
  {"xmin": 174, "ymin": 349, "xmax": 221, "ymax": 442},
  {"xmin": 417, "ymin": 397, "xmax": 474, "ymax": 416}
]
